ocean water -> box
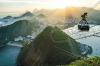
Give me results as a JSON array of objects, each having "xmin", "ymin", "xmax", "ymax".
[
  {"xmin": 0, "ymin": 12, "xmax": 21, "ymax": 66},
  {"xmin": 0, "ymin": 46, "xmax": 20, "ymax": 66},
  {"xmin": 77, "ymin": 36, "xmax": 100, "ymax": 56},
  {"xmin": 64, "ymin": 25, "xmax": 100, "ymax": 56}
]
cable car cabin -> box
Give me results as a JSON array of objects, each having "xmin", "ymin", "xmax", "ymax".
[
  {"xmin": 78, "ymin": 23, "xmax": 90, "ymax": 31},
  {"xmin": 78, "ymin": 12, "xmax": 90, "ymax": 31}
]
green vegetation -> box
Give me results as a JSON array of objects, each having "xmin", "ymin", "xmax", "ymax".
[
  {"xmin": 69, "ymin": 60, "xmax": 91, "ymax": 66},
  {"xmin": 68, "ymin": 56, "xmax": 100, "ymax": 66},
  {"xmin": 17, "ymin": 26, "xmax": 92, "ymax": 66}
]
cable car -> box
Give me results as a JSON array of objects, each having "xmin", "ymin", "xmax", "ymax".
[
  {"xmin": 78, "ymin": 13, "xmax": 90, "ymax": 31},
  {"xmin": 77, "ymin": 0, "xmax": 100, "ymax": 31},
  {"xmin": 78, "ymin": 23, "xmax": 90, "ymax": 31}
]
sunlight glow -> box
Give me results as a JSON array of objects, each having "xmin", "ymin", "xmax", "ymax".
[{"xmin": 54, "ymin": 0, "xmax": 78, "ymax": 8}]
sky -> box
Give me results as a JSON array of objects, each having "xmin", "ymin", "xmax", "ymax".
[{"xmin": 0, "ymin": 0, "xmax": 100, "ymax": 13}]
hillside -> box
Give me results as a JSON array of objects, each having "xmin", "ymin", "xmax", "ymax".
[
  {"xmin": 17, "ymin": 26, "xmax": 92, "ymax": 66},
  {"xmin": 0, "ymin": 20, "xmax": 38, "ymax": 47}
]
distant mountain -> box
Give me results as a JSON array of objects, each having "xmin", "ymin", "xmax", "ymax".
[
  {"xmin": 20, "ymin": 11, "xmax": 34, "ymax": 17},
  {"xmin": 37, "ymin": 14, "xmax": 46, "ymax": 18},
  {"xmin": 2, "ymin": 16, "xmax": 13, "ymax": 19},
  {"xmin": 32, "ymin": 7, "xmax": 100, "ymax": 28},
  {"xmin": 0, "ymin": 11, "xmax": 34, "ymax": 24},
  {"xmin": 0, "ymin": 20, "xmax": 39, "ymax": 47},
  {"xmin": 0, "ymin": 15, "xmax": 14, "ymax": 23},
  {"xmin": 17, "ymin": 26, "xmax": 92, "ymax": 66},
  {"xmin": 13, "ymin": 11, "xmax": 33, "ymax": 19}
]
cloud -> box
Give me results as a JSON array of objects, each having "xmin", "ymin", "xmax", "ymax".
[
  {"xmin": 0, "ymin": 0, "xmax": 53, "ymax": 3},
  {"xmin": 0, "ymin": 0, "xmax": 54, "ymax": 13}
]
